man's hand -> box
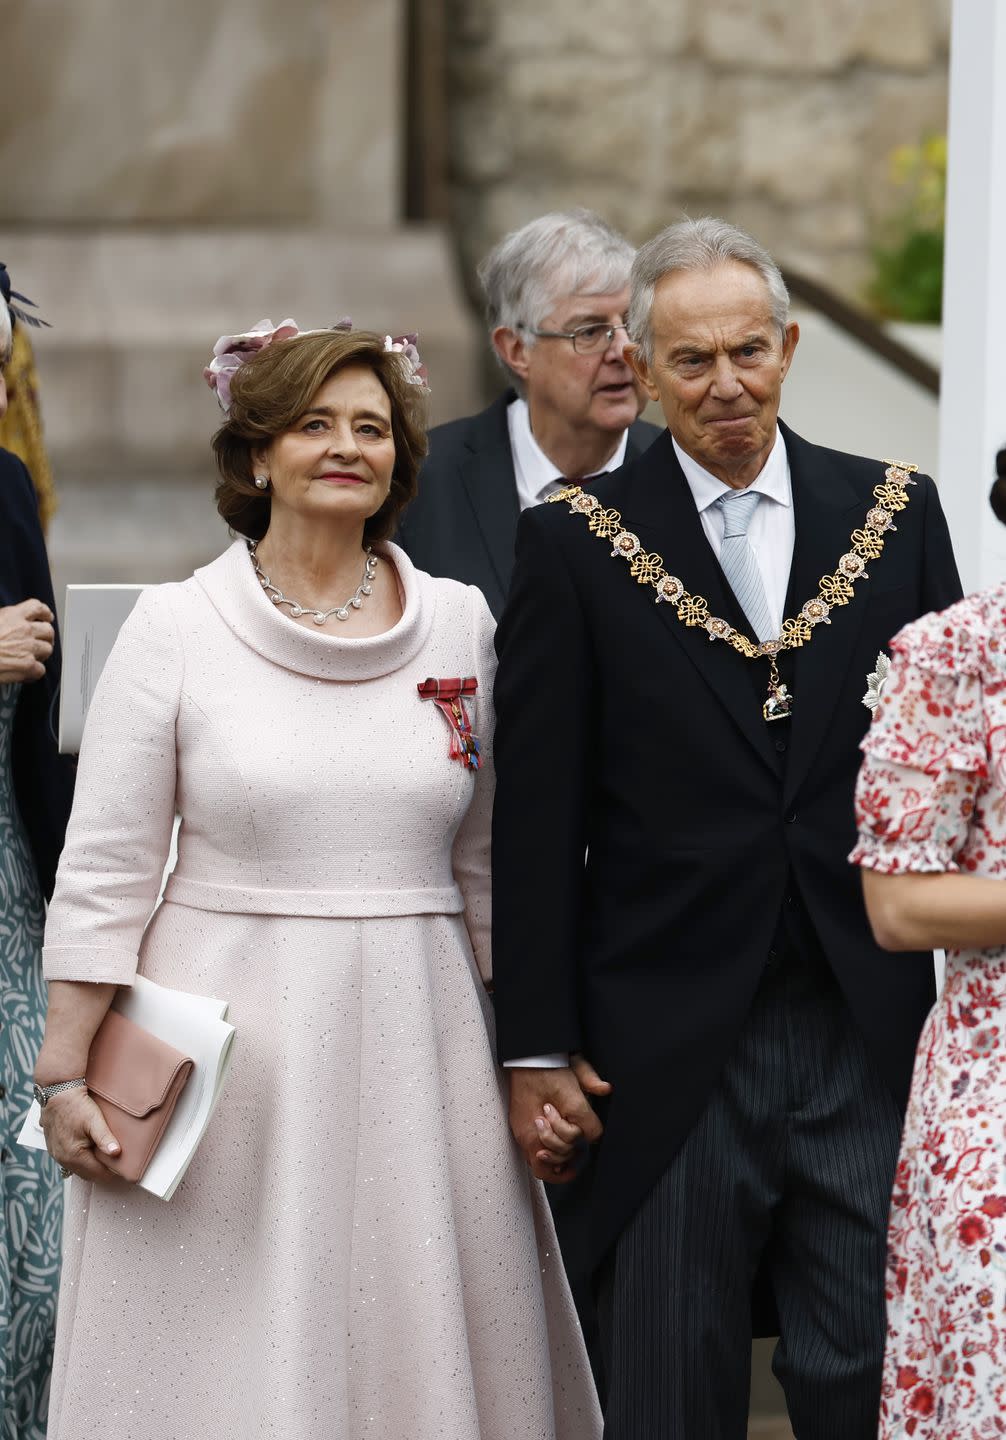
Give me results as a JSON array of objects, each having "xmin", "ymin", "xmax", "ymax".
[
  {"xmin": 0, "ymin": 599, "xmax": 54, "ymax": 683},
  {"xmin": 508, "ymin": 1053, "xmax": 612, "ymax": 1183}
]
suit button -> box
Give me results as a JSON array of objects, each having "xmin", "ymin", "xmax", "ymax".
[
  {"xmin": 766, "ymin": 948, "xmax": 780, "ymax": 968},
  {"xmin": 775, "ymin": 739, "xmax": 787, "ymax": 753},
  {"xmin": 786, "ymin": 812, "xmax": 797, "ymax": 823}
]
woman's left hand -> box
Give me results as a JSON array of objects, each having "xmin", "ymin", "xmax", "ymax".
[
  {"xmin": 533, "ymin": 1103, "xmax": 583, "ymax": 1169},
  {"xmin": 39, "ymin": 1087, "xmax": 122, "ymax": 1184}
]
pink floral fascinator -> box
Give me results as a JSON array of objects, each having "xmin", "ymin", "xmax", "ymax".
[
  {"xmin": 383, "ymin": 333, "xmax": 429, "ymax": 391},
  {"xmin": 203, "ymin": 318, "xmax": 429, "ymax": 415}
]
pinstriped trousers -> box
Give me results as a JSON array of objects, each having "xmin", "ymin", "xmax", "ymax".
[{"xmin": 597, "ymin": 926, "xmax": 902, "ymax": 1440}]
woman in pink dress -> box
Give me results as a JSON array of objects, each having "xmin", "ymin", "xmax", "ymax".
[
  {"xmin": 851, "ymin": 453, "xmax": 1006, "ymax": 1439},
  {"xmin": 33, "ymin": 322, "xmax": 600, "ymax": 1440}
]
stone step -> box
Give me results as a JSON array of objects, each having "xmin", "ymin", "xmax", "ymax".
[
  {"xmin": 46, "ymin": 472, "xmax": 229, "ymax": 598},
  {"xmin": 0, "ymin": 223, "xmax": 482, "ymax": 480},
  {"xmin": 1, "ymin": 222, "xmax": 484, "ymax": 592}
]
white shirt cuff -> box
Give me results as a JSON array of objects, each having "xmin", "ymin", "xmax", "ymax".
[{"xmin": 503, "ymin": 1053, "xmax": 569, "ymax": 1068}]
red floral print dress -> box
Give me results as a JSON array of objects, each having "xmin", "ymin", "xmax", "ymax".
[{"xmin": 851, "ymin": 584, "xmax": 1006, "ymax": 1440}]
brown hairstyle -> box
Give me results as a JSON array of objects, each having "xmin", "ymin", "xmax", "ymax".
[
  {"xmin": 991, "ymin": 447, "xmax": 1006, "ymax": 527},
  {"xmin": 212, "ymin": 329, "xmax": 428, "ymax": 543}
]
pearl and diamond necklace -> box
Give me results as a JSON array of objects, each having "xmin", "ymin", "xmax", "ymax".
[{"xmin": 248, "ymin": 540, "xmax": 378, "ymax": 625}]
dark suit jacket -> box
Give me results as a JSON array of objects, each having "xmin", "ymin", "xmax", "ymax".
[
  {"xmin": 491, "ymin": 421, "xmax": 962, "ymax": 1270},
  {"xmin": 0, "ymin": 448, "xmax": 75, "ymax": 898},
  {"xmin": 396, "ymin": 390, "xmax": 662, "ymax": 617}
]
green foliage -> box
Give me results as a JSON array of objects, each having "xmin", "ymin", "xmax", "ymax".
[
  {"xmin": 868, "ymin": 228, "xmax": 944, "ymax": 323},
  {"xmin": 867, "ymin": 134, "xmax": 946, "ymax": 323}
]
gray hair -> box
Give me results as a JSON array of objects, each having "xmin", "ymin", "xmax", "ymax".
[
  {"xmin": 628, "ymin": 217, "xmax": 790, "ymax": 363},
  {"xmin": 0, "ymin": 298, "xmax": 11, "ymax": 367},
  {"xmin": 478, "ymin": 208, "xmax": 635, "ymax": 370}
]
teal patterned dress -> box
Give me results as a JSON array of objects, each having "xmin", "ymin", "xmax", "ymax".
[{"xmin": 0, "ymin": 681, "xmax": 62, "ymax": 1439}]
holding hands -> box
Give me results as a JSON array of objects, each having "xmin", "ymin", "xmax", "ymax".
[
  {"xmin": 0, "ymin": 598, "xmax": 55, "ymax": 683},
  {"xmin": 508, "ymin": 1053, "xmax": 612, "ymax": 1182}
]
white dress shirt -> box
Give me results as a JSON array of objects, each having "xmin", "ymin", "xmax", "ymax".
[
  {"xmin": 507, "ymin": 396, "xmax": 629, "ymax": 511},
  {"xmin": 673, "ymin": 427, "xmax": 794, "ymax": 636},
  {"xmin": 505, "ymin": 426, "xmax": 795, "ymax": 1071}
]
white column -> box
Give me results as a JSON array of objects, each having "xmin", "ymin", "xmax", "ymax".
[{"xmin": 937, "ymin": 0, "xmax": 1006, "ymax": 593}]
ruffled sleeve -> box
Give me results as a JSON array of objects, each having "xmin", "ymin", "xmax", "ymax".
[{"xmin": 850, "ymin": 606, "xmax": 989, "ymax": 875}]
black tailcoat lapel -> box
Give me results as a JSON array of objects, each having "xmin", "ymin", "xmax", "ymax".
[
  {"xmin": 625, "ymin": 419, "xmax": 660, "ymax": 464},
  {"xmin": 627, "ymin": 432, "xmax": 780, "ymax": 777},
  {"xmin": 779, "ymin": 423, "xmax": 872, "ymax": 807},
  {"xmin": 460, "ymin": 403, "xmax": 660, "ymax": 603}
]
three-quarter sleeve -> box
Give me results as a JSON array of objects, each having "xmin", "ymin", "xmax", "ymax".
[
  {"xmin": 851, "ymin": 616, "xmax": 988, "ymax": 876},
  {"xmin": 450, "ymin": 586, "xmax": 496, "ymax": 985},
  {"xmin": 43, "ymin": 589, "xmax": 184, "ymax": 984}
]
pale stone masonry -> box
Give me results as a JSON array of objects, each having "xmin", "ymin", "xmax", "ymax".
[{"xmin": 446, "ymin": 0, "xmax": 951, "ymax": 301}]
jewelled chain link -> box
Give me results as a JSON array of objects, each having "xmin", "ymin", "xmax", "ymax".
[{"xmin": 547, "ymin": 461, "xmax": 919, "ymax": 660}]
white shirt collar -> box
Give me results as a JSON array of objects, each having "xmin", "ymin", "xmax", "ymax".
[
  {"xmin": 672, "ymin": 426, "xmax": 791, "ymax": 512},
  {"xmin": 507, "ymin": 396, "xmax": 629, "ymax": 508}
]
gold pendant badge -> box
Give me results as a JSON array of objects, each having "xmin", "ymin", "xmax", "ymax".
[
  {"xmin": 548, "ymin": 460, "xmax": 919, "ymax": 722},
  {"xmin": 763, "ymin": 657, "xmax": 793, "ymax": 722}
]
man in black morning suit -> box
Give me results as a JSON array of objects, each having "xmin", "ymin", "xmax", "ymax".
[
  {"xmin": 491, "ymin": 218, "xmax": 962, "ymax": 1439},
  {"xmin": 397, "ymin": 209, "xmax": 660, "ymax": 618}
]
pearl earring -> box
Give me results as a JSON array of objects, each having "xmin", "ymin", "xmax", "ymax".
[{"xmin": 254, "ymin": 474, "xmax": 270, "ymax": 491}]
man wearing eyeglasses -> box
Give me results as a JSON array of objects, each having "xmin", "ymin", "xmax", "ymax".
[{"xmin": 397, "ymin": 209, "xmax": 659, "ymax": 618}]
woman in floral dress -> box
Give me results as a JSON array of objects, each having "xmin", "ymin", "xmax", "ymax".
[{"xmin": 851, "ymin": 458, "xmax": 1006, "ymax": 1439}]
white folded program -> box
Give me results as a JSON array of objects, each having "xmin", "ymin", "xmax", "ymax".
[{"xmin": 19, "ymin": 975, "xmax": 235, "ymax": 1201}]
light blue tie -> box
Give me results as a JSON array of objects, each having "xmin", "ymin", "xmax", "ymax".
[{"xmin": 715, "ymin": 490, "xmax": 774, "ymax": 642}]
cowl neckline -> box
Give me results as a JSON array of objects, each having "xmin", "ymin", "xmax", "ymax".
[{"xmin": 194, "ymin": 538, "xmax": 436, "ymax": 681}]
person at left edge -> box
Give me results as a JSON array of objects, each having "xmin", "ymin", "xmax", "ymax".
[
  {"xmin": 0, "ymin": 272, "xmax": 75, "ymax": 1440},
  {"xmin": 397, "ymin": 209, "xmax": 661, "ymax": 618},
  {"xmin": 34, "ymin": 322, "xmax": 601, "ymax": 1440}
]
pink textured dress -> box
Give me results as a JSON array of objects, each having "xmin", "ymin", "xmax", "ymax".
[
  {"xmin": 42, "ymin": 540, "xmax": 600, "ymax": 1440},
  {"xmin": 851, "ymin": 584, "xmax": 1006, "ymax": 1440}
]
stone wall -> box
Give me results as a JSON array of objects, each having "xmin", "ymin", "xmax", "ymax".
[
  {"xmin": 446, "ymin": 0, "xmax": 951, "ymax": 302},
  {"xmin": 0, "ymin": 0, "xmax": 953, "ymax": 585},
  {"xmin": 0, "ymin": 0, "xmax": 482, "ymax": 584},
  {"xmin": 1, "ymin": 0, "xmax": 402, "ymax": 226}
]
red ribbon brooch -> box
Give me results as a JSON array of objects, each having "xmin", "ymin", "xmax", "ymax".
[{"xmin": 417, "ymin": 676, "xmax": 481, "ymax": 770}]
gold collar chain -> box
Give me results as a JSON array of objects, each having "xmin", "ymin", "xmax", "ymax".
[{"xmin": 547, "ymin": 460, "xmax": 919, "ymax": 722}]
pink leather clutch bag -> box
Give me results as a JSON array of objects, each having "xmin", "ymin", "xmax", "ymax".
[{"xmin": 86, "ymin": 1009, "xmax": 195, "ymax": 1183}]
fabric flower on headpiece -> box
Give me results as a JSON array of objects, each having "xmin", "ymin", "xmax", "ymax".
[
  {"xmin": 203, "ymin": 318, "xmax": 301, "ymax": 413},
  {"xmin": 384, "ymin": 334, "xmax": 430, "ymax": 391}
]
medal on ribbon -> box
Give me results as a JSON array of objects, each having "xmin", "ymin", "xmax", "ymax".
[{"xmin": 417, "ymin": 677, "xmax": 481, "ymax": 770}]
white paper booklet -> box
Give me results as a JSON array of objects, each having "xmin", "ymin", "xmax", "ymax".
[
  {"xmin": 58, "ymin": 584, "xmax": 146, "ymax": 752},
  {"xmin": 19, "ymin": 975, "xmax": 236, "ymax": 1201}
]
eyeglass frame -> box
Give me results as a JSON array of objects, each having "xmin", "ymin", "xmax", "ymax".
[{"xmin": 518, "ymin": 320, "xmax": 631, "ymax": 356}]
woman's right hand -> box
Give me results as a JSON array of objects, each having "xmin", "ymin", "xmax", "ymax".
[
  {"xmin": 0, "ymin": 598, "xmax": 55, "ymax": 683},
  {"xmin": 40, "ymin": 1088, "xmax": 122, "ymax": 1183}
]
